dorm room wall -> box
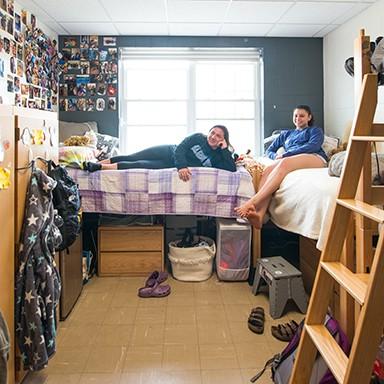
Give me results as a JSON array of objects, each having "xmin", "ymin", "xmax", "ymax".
[
  {"xmin": 59, "ymin": 35, "xmax": 324, "ymax": 140},
  {"xmin": 323, "ymin": 0, "xmax": 384, "ymax": 140}
]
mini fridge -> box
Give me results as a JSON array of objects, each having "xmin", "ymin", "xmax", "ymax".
[
  {"xmin": 59, "ymin": 234, "xmax": 83, "ymax": 319},
  {"xmin": 216, "ymin": 219, "xmax": 252, "ymax": 281}
]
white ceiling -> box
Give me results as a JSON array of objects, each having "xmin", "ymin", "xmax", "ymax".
[{"xmin": 16, "ymin": 0, "xmax": 376, "ymax": 38}]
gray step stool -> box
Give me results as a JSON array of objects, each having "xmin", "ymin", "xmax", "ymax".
[{"xmin": 252, "ymin": 256, "xmax": 308, "ymax": 319}]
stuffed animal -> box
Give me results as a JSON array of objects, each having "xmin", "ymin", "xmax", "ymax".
[{"xmin": 63, "ymin": 135, "xmax": 91, "ymax": 146}]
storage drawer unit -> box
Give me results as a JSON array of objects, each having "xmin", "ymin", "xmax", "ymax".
[{"xmin": 98, "ymin": 225, "xmax": 164, "ymax": 276}]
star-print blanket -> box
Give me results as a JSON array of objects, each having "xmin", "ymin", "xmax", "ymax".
[{"xmin": 15, "ymin": 167, "xmax": 62, "ymax": 371}]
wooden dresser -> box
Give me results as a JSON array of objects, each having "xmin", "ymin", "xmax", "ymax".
[{"xmin": 98, "ymin": 225, "xmax": 164, "ymax": 276}]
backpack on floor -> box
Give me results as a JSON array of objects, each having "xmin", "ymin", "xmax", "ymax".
[
  {"xmin": 48, "ymin": 161, "xmax": 81, "ymax": 251},
  {"xmin": 251, "ymin": 314, "xmax": 350, "ymax": 384}
]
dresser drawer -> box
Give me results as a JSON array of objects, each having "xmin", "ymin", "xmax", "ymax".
[
  {"xmin": 99, "ymin": 251, "xmax": 163, "ymax": 276},
  {"xmin": 99, "ymin": 226, "xmax": 163, "ymax": 252}
]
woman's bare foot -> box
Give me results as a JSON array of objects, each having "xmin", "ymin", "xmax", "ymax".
[
  {"xmin": 244, "ymin": 206, "xmax": 264, "ymax": 229},
  {"xmin": 234, "ymin": 202, "xmax": 254, "ymax": 217}
]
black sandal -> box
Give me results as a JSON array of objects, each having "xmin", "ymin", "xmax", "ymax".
[
  {"xmin": 271, "ymin": 320, "xmax": 299, "ymax": 342},
  {"xmin": 248, "ymin": 306, "xmax": 265, "ymax": 334}
]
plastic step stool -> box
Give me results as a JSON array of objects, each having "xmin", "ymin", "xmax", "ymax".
[{"xmin": 252, "ymin": 256, "xmax": 308, "ymax": 319}]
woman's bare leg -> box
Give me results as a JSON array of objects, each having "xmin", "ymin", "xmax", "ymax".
[
  {"xmin": 98, "ymin": 159, "xmax": 111, "ymax": 164},
  {"xmin": 234, "ymin": 161, "xmax": 278, "ymax": 216},
  {"xmin": 235, "ymin": 154, "xmax": 325, "ymax": 217},
  {"xmin": 100, "ymin": 163, "xmax": 118, "ymax": 170}
]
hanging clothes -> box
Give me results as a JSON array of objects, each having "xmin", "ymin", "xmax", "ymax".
[
  {"xmin": 0, "ymin": 310, "xmax": 10, "ymax": 384},
  {"xmin": 15, "ymin": 166, "xmax": 62, "ymax": 371}
]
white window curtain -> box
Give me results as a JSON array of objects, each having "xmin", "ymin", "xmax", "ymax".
[{"xmin": 119, "ymin": 47, "xmax": 264, "ymax": 156}]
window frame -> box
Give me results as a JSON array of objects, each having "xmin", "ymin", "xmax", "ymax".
[{"xmin": 119, "ymin": 47, "xmax": 264, "ymax": 155}]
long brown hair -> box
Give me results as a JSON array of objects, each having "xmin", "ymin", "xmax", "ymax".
[{"xmin": 210, "ymin": 125, "xmax": 234, "ymax": 153}]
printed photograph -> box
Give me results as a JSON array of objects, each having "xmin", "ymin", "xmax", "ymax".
[
  {"xmin": 103, "ymin": 36, "xmax": 116, "ymax": 46},
  {"xmin": 30, "ymin": 13, "xmax": 36, "ymax": 29},
  {"xmin": 80, "ymin": 48, "xmax": 89, "ymax": 60},
  {"xmin": 80, "ymin": 35, "xmax": 89, "ymax": 49},
  {"xmin": 99, "ymin": 50, "xmax": 107, "ymax": 61},
  {"xmin": 13, "ymin": 75, "xmax": 20, "ymax": 92},
  {"xmin": 107, "ymin": 84, "xmax": 117, "ymax": 96},
  {"xmin": 107, "ymin": 48, "xmax": 117, "ymax": 60},
  {"xmin": 80, "ymin": 61, "xmax": 90, "ymax": 75},
  {"xmin": 21, "ymin": 9, "xmax": 27, "ymax": 24},
  {"xmin": 7, "ymin": 0, "xmax": 14, "ymax": 16},
  {"xmin": 88, "ymin": 48, "xmax": 99, "ymax": 61},
  {"xmin": 63, "ymin": 37, "xmax": 77, "ymax": 48},
  {"xmin": 21, "ymin": 83, "xmax": 29, "ymax": 95},
  {"xmin": 86, "ymin": 83, "xmax": 96, "ymax": 96},
  {"xmin": 96, "ymin": 97, "xmax": 105, "ymax": 111},
  {"xmin": 96, "ymin": 82, "xmax": 106, "ymax": 96},
  {"xmin": 76, "ymin": 98, "xmax": 86, "ymax": 112},
  {"xmin": 89, "ymin": 35, "xmax": 98, "ymax": 48},
  {"xmin": 108, "ymin": 97, "xmax": 116, "ymax": 111},
  {"xmin": 86, "ymin": 98, "xmax": 95, "ymax": 111},
  {"xmin": 14, "ymin": 12, "xmax": 20, "ymax": 31},
  {"xmin": 7, "ymin": 75, "xmax": 13, "ymax": 92}
]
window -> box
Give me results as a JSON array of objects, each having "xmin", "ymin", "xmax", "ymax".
[{"xmin": 120, "ymin": 48, "xmax": 263, "ymax": 156}]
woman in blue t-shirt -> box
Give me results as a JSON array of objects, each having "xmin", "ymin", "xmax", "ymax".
[{"xmin": 235, "ymin": 105, "xmax": 327, "ymax": 228}]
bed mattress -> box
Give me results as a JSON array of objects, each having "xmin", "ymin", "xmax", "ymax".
[{"xmin": 68, "ymin": 166, "xmax": 255, "ymax": 218}]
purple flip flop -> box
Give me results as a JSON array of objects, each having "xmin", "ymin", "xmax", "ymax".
[
  {"xmin": 138, "ymin": 280, "xmax": 171, "ymax": 298},
  {"xmin": 144, "ymin": 270, "xmax": 168, "ymax": 287}
]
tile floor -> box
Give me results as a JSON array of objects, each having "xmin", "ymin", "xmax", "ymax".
[{"xmin": 23, "ymin": 274, "xmax": 304, "ymax": 384}]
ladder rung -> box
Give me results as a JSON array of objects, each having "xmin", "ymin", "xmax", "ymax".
[
  {"xmin": 351, "ymin": 135, "xmax": 384, "ymax": 141},
  {"xmin": 336, "ymin": 198, "xmax": 384, "ymax": 223},
  {"xmin": 306, "ymin": 324, "xmax": 348, "ymax": 384},
  {"xmin": 320, "ymin": 261, "xmax": 368, "ymax": 305},
  {"xmin": 372, "ymin": 123, "xmax": 384, "ymax": 135}
]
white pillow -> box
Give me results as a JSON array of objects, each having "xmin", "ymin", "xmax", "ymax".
[
  {"xmin": 322, "ymin": 135, "xmax": 339, "ymax": 158},
  {"xmin": 84, "ymin": 129, "xmax": 98, "ymax": 148}
]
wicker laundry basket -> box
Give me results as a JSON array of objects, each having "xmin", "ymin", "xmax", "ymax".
[{"xmin": 168, "ymin": 236, "xmax": 215, "ymax": 281}]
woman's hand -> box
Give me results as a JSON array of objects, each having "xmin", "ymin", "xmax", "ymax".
[
  {"xmin": 218, "ymin": 139, "xmax": 228, "ymax": 149},
  {"xmin": 178, "ymin": 167, "xmax": 192, "ymax": 182}
]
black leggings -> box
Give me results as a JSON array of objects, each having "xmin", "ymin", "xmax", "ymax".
[{"xmin": 110, "ymin": 144, "xmax": 176, "ymax": 170}]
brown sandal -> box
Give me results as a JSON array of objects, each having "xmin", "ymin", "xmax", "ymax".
[
  {"xmin": 271, "ymin": 320, "xmax": 299, "ymax": 342},
  {"xmin": 248, "ymin": 307, "xmax": 265, "ymax": 334}
]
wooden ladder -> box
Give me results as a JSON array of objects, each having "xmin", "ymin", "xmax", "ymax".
[{"xmin": 289, "ymin": 73, "xmax": 384, "ymax": 384}]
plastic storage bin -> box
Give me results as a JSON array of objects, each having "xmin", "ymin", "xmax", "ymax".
[
  {"xmin": 216, "ymin": 219, "xmax": 251, "ymax": 281},
  {"xmin": 168, "ymin": 236, "xmax": 215, "ymax": 281}
]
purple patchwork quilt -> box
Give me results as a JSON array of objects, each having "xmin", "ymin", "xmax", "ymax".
[{"xmin": 68, "ymin": 167, "xmax": 255, "ymax": 218}]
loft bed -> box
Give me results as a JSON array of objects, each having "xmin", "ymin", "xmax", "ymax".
[{"xmin": 58, "ymin": 121, "xmax": 260, "ymax": 261}]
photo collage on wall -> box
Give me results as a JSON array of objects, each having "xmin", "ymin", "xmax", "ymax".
[
  {"xmin": 59, "ymin": 35, "xmax": 118, "ymax": 113},
  {"xmin": 0, "ymin": 0, "xmax": 59, "ymax": 110}
]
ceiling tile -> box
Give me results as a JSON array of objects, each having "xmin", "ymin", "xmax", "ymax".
[
  {"xmin": 267, "ymin": 23, "xmax": 325, "ymax": 37},
  {"xmin": 115, "ymin": 22, "xmax": 168, "ymax": 35},
  {"xmin": 313, "ymin": 24, "xmax": 339, "ymax": 37},
  {"xmin": 15, "ymin": 0, "xmax": 55, "ymax": 23},
  {"xmin": 169, "ymin": 22, "xmax": 221, "ymax": 35},
  {"xmin": 167, "ymin": 0, "xmax": 228, "ymax": 22},
  {"xmin": 99, "ymin": 0, "xmax": 167, "ymax": 22},
  {"xmin": 219, "ymin": 23, "xmax": 273, "ymax": 36},
  {"xmin": 279, "ymin": 2, "xmax": 356, "ymax": 24},
  {"xmin": 226, "ymin": 1, "xmax": 294, "ymax": 23},
  {"xmin": 32, "ymin": 0, "xmax": 110, "ymax": 22},
  {"xmin": 43, "ymin": 20, "xmax": 69, "ymax": 35},
  {"xmin": 59, "ymin": 22, "xmax": 119, "ymax": 35},
  {"xmin": 331, "ymin": 2, "xmax": 373, "ymax": 25}
]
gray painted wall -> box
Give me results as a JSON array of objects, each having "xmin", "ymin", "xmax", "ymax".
[{"xmin": 59, "ymin": 35, "xmax": 323, "ymax": 139}]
